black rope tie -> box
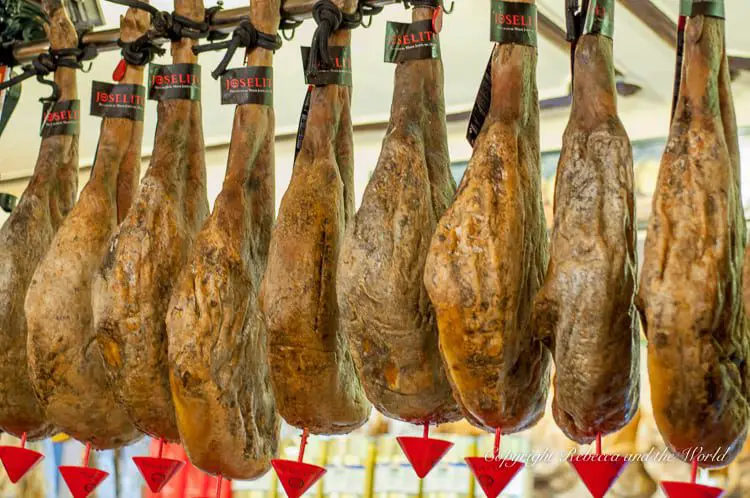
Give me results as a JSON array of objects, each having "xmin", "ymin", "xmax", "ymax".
[
  {"xmin": 307, "ymin": 0, "xmax": 360, "ymax": 77},
  {"xmin": 105, "ymin": 0, "xmax": 221, "ymax": 42},
  {"xmin": 0, "ymin": 45, "xmax": 97, "ymax": 103},
  {"xmin": 118, "ymin": 36, "xmax": 166, "ymax": 66},
  {"xmin": 193, "ymin": 20, "xmax": 282, "ymax": 79}
]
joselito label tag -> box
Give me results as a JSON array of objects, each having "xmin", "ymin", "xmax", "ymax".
[
  {"xmin": 689, "ymin": 0, "xmax": 725, "ymax": 18},
  {"xmin": 220, "ymin": 66, "xmax": 273, "ymax": 106},
  {"xmin": 301, "ymin": 46, "xmax": 352, "ymax": 86},
  {"xmin": 148, "ymin": 63, "xmax": 201, "ymax": 101},
  {"xmin": 90, "ymin": 82, "xmax": 146, "ymax": 121},
  {"xmin": 491, "ymin": 1, "xmax": 537, "ymax": 47},
  {"xmin": 466, "ymin": 53, "xmax": 494, "ymax": 147},
  {"xmin": 40, "ymin": 100, "xmax": 80, "ymax": 137},
  {"xmin": 384, "ymin": 20, "xmax": 440, "ymax": 63},
  {"xmin": 583, "ymin": 0, "xmax": 615, "ymax": 38}
]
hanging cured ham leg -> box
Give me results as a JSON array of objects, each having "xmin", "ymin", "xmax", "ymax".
[
  {"xmin": 423, "ymin": 0, "xmax": 550, "ymax": 434},
  {"xmin": 259, "ymin": 0, "xmax": 370, "ymax": 436},
  {"xmin": 93, "ymin": 0, "xmax": 210, "ymax": 442},
  {"xmin": 637, "ymin": 6, "xmax": 750, "ymax": 468},
  {"xmin": 0, "ymin": 0, "xmax": 80, "ymax": 441},
  {"xmin": 25, "ymin": 5, "xmax": 149, "ymax": 450},
  {"xmin": 531, "ymin": 1, "xmax": 639, "ymax": 445},
  {"xmin": 337, "ymin": 4, "xmax": 460, "ymax": 425},
  {"xmin": 165, "ymin": 0, "xmax": 281, "ymax": 480}
]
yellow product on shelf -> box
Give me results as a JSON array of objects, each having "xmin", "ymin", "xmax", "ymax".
[{"xmin": 51, "ymin": 433, "xmax": 70, "ymax": 443}]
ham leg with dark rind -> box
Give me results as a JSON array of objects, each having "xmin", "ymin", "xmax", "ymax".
[
  {"xmin": 531, "ymin": 31, "xmax": 639, "ymax": 444},
  {"xmin": 165, "ymin": 0, "xmax": 280, "ymax": 479},
  {"xmin": 0, "ymin": 0, "xmax": 79, "ymax": 440},
  {"xmin": 25, "ymin": 6, "xmax": 149, "ymax": 449},
  {"xmin": 337, "ymin": 6, "xmax": 460, "ymax": 424},
  {"xmin": 258, "ymin": 0, "xmax": 370, "ymax": 434},
  {"xmin": 423, "ymin": 0, "xmax": 550, "ymax": 434},
  {"xmin": 636, "ymin": 13, "xmax": 750, "ymax": 466},
  {"xmin": 93, "ymin": 0, "xmax": 210, "ymax": 442}
]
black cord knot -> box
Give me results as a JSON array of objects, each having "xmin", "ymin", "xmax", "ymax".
[
  {"xmin": 31, "ymin": 53, "xmax": 57, "ymax": 76},
  {"xmin": 194, "ymin": 19, "xmax": 281, "ymax": 79},
  {"xmin": 233, "ymin": 20, "xmax": 259, "ymax": 48},
  {"xmin": 118, "ymin": 36, "xmax": 166, "ymax": 66},
  {"xmin": 308, "ymin": 0, "xmax": 359, "ymax": 77}
]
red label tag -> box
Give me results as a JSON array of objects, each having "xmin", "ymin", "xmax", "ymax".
[
  {"xmin": 432, "ymin": 7, "xmax": 444, "ymax": 33},
  {"xmin": 112, "ymin": 59, "xmax": 127, "ymax": 82}
]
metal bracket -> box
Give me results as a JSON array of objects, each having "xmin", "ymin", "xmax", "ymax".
[{"xmin": 65, "ymin": 0, "xmax": 106, "ymax": 33}]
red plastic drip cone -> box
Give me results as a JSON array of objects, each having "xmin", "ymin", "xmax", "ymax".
[
  {"xmin": 59, "ymin": 443, "xmax": 109, "ymax": 498},
  {"xmin": 660, "ymin": 481, "xmax": 725, "ymax": 498},
  {"xmin": 272, "ymin": 428, "xmax": 327, "ymax": 498},
  {"xmin": 133, "ymin": 437, "xmax": 184, "ymax": 492},
  {"xmin": 59, "ymin": 466, "xmax": 109, "ymax": 498},
  {"xmin": 661, "ymin": 460, "xmax": 725, "ymax": 498},
  {"xmin": 272, "ymin": 459, "xmax": 326, "ymax": 498},
  {"xmin": 397, "ymin": 423, "xmax": 453, "ymax": 479},
  {"xmin": 569, "ymin": 455, "xmax": 628, "ymax": 498},
  {"xmin": 569, "ymin": 434, "xmax": 627, "ymax": 498},
  {"xmin": 133, "ymin": 456, "xmax": 185, "ymax": 492},
  {"xmin": 465, "ymin": 457, "xmax": 524, "ymax": 498},
  {"xmin": 0, "ymin": 445, "xmax": 44, "ymax": 483}
]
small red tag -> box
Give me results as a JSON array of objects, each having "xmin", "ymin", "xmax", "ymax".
[
  {"xmin": 112, "ymin": 59, "xmax": 127, "ymax": 82},
  {"xmin": 432, "ymin": 7, "xmax": 444, "ymax": 33}
]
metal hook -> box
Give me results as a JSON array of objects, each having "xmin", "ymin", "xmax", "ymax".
[
  {"xmin": 359, "ymin": 5, "xmax": 383, "ymax": 28},
  {"xmin": 279, "ymin": 18, "xmax": 302, "ymax": 41},
  {"xmin": 282, "ymin": 25, "xmax": 296, "ymax": 41},
  {"xmin": 36, "ymin": 74, "xmax": 60, "ymax": 104},
  {"xmin": 440, "ymin": 0, "xmax": 455, "ymax": 14}
]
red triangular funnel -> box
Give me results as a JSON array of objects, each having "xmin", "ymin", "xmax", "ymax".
[
  {"xmin": 0, "ymin": 446, "xmax": 44, "ymax": 483},
  {"xmin": 396, "ymin": 436, "xmax": 453, "ymax": 479},
  {"xmin": 272, "ymin": 459, "xmax": 326, "ymax": 498},
  {"xmin": 569, "ymin": 455, "xmax": 628, "ymax": 498},
  {"xmin": 133, "ymin": 456, "xmax": 185, "ymax": 492},
  {"xmin": 465, "ymin": 457, "xmax": 524, "ymax": 498},
  {"xmin": 59, "ymin": 465, "xmax": 109, "ymax": 498},
  {"xmin": 661, "ymin": 481, "xmax": 725, "ymax": 498}
]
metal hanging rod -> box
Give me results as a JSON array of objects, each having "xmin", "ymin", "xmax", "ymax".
[{"xmin": 11, "ymin": 0, "xmax": 395, "ymax": 63}]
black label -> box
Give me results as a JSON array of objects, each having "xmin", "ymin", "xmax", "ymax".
[
  {"xmin": 148, "ymin": 63, "xmax": 201, "ymax": 101},
  {"xmin": 301, "ymin": 46, "xmax": 352, "ymax": 87},
  {"xmin": 220, "ymin": 66, "xmax": 273, "ymax": 106},
  {"xmin": 384, "ymin": 20, "xmax": 440, "ymax": 63},
  {"xmin": 491, "ymin": 1, "xmax": 537, "ymax": 47},
  {"xmin": 90, "ymin": 82, "xmax": 146, "ymax": 121},
  {"xmin": 41, "ymin": 100, "xmax": 80, "ymax": 137},
  {"xmin": 583, "ymin": 0, "xmax": 615, "ymax": 38},
  {"xmin": 295, "ymin": 86, "xmax": 313, "ymax": 160},
  {"xmin": 689, "ymin": 0, "xmax": 725, "ymax": 19},
  {"xmin": 466, "ymin": 53, "xmax": 494, "ymax": 147}
]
